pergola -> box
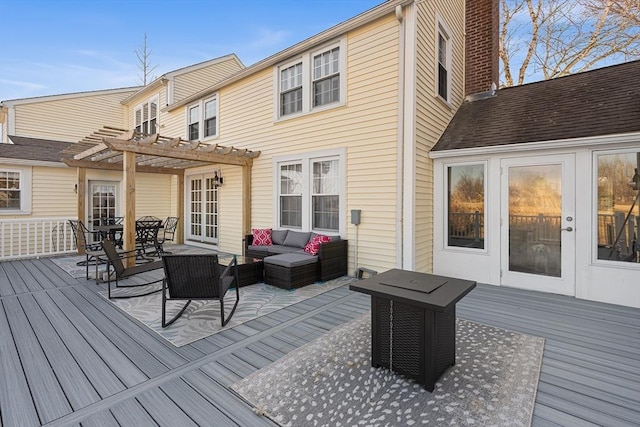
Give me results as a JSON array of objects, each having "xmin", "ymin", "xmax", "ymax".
[{"xmin": 62, "ymin": 126, "xmax": 260, "ymax": 264}]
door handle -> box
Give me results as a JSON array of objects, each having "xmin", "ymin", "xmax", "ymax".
[{"xmin": 561, "ymin": 226, "xmax": 573, "ymax": 232}]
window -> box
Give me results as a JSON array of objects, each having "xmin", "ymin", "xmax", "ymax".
[
  {"xmin": 313, "ymin": 47, "xmax": 340, "ymax": 107},
  {"xmin": 595, "ymin": 150, "xmax": 639, "ymax": 263},
  {"xmin": 312, "ymin": 159, "xmax": 339, "ymax": 230},
  {"xmin": 0, "ymin": 171, "xmax": 20, "ymax": 209},
  {"xmin": 0, "ymin": 168, "xmax": 31, "ymax": 214},
  {"xmin": 188, "ymin": 105, "xmax": 200, "ymax": 141},
  {"xmin": 446, "ymin": 163, "xmax": 485, "ymax": 249},
  {"xmin": 436, "ymin": 19, "xmax": 451, "ymax": 102},
  {"xmin": 134, "ymin": 97, "xmax": 158, "ymax": 134},
  {"xmin": 187, "ymin": 95, "xmax": 218, "ymax": 141},
  {"xmin": 280, "ymin": 62, "xmax": 303, "ymax": 116},
  {"xmin": 275, "ymin": 40, "xmax": 345, "ymax": 119},
  {"xmin": 279, "ymin": 163, "xmax": 303, "ymax": 228},
  {"xmin": 275, "ymin": 150, "xmax": 344, "ymax": 234}
]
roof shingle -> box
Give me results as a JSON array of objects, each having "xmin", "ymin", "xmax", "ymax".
[
  {"xmin": 0, "ymin": 136, "xmax": 74, "ymax": 162},
  {"xmin": 433, "ymin": 60, "xmax": 640, "ymax": 151}
]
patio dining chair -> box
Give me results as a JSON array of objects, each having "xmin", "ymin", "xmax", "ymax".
[
  {"xmin": 161, "ymin": 254, "xmax": 240, "ymax": 328},
  {"xmin": 135, "ymin": 219, "xmax": 163, "ymax": 259},
  {"xmin": 68, "ymin": 219, "xmax": 105, "ymax": 280},
  {"xmin": 157, "ymin": 216, "xmax": 180, "ymax": 254},
  {"xmin": 100, "ymin": 216, "xmax": 124, "ymax": 248}
]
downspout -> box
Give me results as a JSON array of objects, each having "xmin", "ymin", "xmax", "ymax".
[{"xmin": 396, "ymin": 4, "xmax": 405, "ymax": 269}]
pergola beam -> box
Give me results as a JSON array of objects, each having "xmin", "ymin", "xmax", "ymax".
[
  {"xmin": 63, "ymin": 158, "xmax": 184, "ymax": 175},
  {"xmin": 103, "ymin": 137, "xmax": 251, "ymax": 166}
]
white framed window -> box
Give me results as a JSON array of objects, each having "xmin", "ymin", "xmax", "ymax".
[
  {"xmin": 134, "ymin": 96, "xmax": 158, "ymax": 134},
  {"xmin": 274, "ymin": 39, "xmax": 345, "ymax": 120},
  {"xmin": 436, "ymin": 16, "xmax": 452, "ymax": 102},
  {"xmin": 444, "ymin": 162, "xmax": 486, "ymax": 251},
  {"xmin": 186, "ymin": 95, "xmax": 219, "ymax": 141},
  {"xmin": 274, "ymin": 149, "xmax": 345, "ymax": 235},
  {"xmin": 0, "ymin": 167, "xmax": 31, "ymax": 214}
]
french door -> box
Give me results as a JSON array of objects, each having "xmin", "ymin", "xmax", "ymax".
[
  {"xmin": 88, "ymin": 181, "xmax": 119, "ymax": 240},
  {"xmin": 500, "ymin": 155, "xmax": 575, "ymax": 295},
  {"xmin": 186, "ymin": 173, "xmax": 219, "ymax": 244}
]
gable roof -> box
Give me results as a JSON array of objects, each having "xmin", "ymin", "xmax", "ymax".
[
  {"xmin": 0, "ymin": 136, "xmax": 72, "ymax": 163},
  {"xmin": 433, "ymin": 60, "xmax": 640, "ymax": 152}
]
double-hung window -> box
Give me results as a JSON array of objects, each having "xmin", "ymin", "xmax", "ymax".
[
  {"xmin": 275, "ymin": 149, "xmax": 344, "ymax": 235},
  {"xmin": 436, "ymin": 18, "xmax": 451, "ymax": 102},
  {"xmin": 275, "ymin": 39, "xmax": 345, "ymax": 119},
  {"xmin": 0, "ymin": 168, "xmax": 31, "ymax": 214},
  {"xmin": 280, "ymin": 62, "xmax": 303, "ymax": 116},
  {"xmin": 313, "ymin": 47, "xmax": 340, "ymax": 107},
  {"xmin": 187, "ymin": 95, "xmax": 218, "ymax": 141},
  {"xmin": 134, "ymin": 97, "xmax": 158, "ymax": 134}
]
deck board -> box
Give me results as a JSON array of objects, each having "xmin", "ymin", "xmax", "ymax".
[
  {"xmin": 0, "ymin": 300, "xmax": 41, "ymax": 427},
  {"xmin": 0, "ymin": 258, "xmax": 638, "ymax": 427}
]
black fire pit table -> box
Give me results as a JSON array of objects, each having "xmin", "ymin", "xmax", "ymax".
[{"xmin": 350, "ymin": 269, "xmax": 476, "ymax": 391}]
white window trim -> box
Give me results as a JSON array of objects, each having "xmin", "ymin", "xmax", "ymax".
[
  {"xmin": 591, "ymin": 147, "xmax": 640, "ymax": 269},
  {"xmin": 0, "ymin": 166, "xmax": 32, "ymax": 215},
  {"xmin": 435, "ymin": 14, "xmax": 452, "ymax": 106},
  {"xmin": 133, "ymin": 95, "xmax": 159, "ymax": 134},
  {"xmin": 185, "ymin": 94, "xmax": 219, "ymax": 141},
  {"xmin": 442, "ymin": 160, "xmax": 488, "ymax": 253},
  {"xmin": 273, "ymin": 148, "xmax": 346, "ymax": 237},
  {"xmin": 273, "ymin": 38, "xmax": 346, "ymax": 121}
]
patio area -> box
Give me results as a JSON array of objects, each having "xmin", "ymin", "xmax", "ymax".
[{"xmin": 0, "ymin": 255, "xmax": 638, "ymax": 426}]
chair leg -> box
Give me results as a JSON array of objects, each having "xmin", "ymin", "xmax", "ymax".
[
  {"xmin": 220, "ymin": 284, "xmax": 240, "ymax": 327},
  {"xmin": 162, "ymin": 299, "xmax": 192, "ymax": 328}
]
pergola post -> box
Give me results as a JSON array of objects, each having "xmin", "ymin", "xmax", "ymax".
[
  {"xmin": 76, "ymin": 167, "xmax": 86, "ymax": 254},
  {"xmin": 123, "ymin": 151, "xmax": 136, "ymax": 267},
  {"xmin": 242, "ymin": 164, "xmax": 252, "ymax": 237},
  {"xmin": 176, "ymin": 173, "xmax": 184, "ymax": 243}
]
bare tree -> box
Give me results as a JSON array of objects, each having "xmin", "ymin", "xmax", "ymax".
[
  {"xmin": 135, "ymin": 33, "xmax": 158, "ymax": 86},
  {"xmin": 500, "ymin": 0, "xmax": 640, "ymax": 86}
]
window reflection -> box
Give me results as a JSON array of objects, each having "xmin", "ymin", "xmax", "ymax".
[
  {"xmin": 597, "ymin": 151, "xmax": 639, "ymax": 263},
  {"xmin": 447, "ymin": 164, "xmax": 484, "ymax": 249}
]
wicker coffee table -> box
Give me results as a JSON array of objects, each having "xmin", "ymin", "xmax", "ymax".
[
  {"xmin": 218, "ymin": 255, "xmax": 264, "ymax": 287},
  {"xmin": 350, "ymin": 269, "xmax": 476, "ymax": 391}
]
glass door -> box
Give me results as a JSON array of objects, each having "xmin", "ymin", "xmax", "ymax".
[
  {"xmin": 88, "ymin": 181, "xmax": 118, "ymax": 242},
  {"xmin": 500, "ymin": 155, "xmax": 575, "ymax": 295},
  {"xmin": 186, "ymin": 173, "xmax": 219, "ymax": 244}
]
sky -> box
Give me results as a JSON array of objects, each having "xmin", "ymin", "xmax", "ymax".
[{"xmin": 0, "ymin": 0, "xmax": 382, "ymax": 102}]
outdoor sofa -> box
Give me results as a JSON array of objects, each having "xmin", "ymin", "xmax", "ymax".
[{"xmin": 244, "ymin": 229, "xmax": 348, "ymax": 289}]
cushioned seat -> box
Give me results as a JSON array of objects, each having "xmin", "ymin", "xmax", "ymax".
[{"xmin": 264, "ymin": 253, "xmax": 318, "ymax": 289}]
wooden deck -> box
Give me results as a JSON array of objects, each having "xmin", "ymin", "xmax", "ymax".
[{"xmin": 1, "ymin": 257, "xmax": 638, "ymax": 427}]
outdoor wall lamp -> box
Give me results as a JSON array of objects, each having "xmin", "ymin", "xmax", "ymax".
[
  {"xmin": 74, "ymin": 184, "xmax": 78, "ymax": 194},
  {"xmin": 213, "ymin": 171, "xmax": 224, "ymax": 187}
]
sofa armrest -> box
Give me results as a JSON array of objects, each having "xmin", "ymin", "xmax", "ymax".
[{"xmin": 317, "ymin": 239, "xmax": 348, "ymax": 281}]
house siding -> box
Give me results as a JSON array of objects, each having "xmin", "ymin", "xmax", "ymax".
[
  {"xmin": 413, "ymin": 0, "xmax": 465, "ymax": 273},
  {"xmin": 13, "ymin": 91, "xmax": 134, "ymax": 142},
  {"xmin": 210, "ymin": 14, "xmax": 402, "ymax": 270},
  {"xmin": 172, "ymin": 58, "xmax": 244, "ymax": 104}
]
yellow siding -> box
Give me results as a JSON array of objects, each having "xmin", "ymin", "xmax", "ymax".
[
  {"xmin": 13, "ymin": 91, "xmax": 135, "ymax": 142},
  {"xmin": 212, "ymin": 14, "xmax": 402, "ymax": 274},
  {"xmin": 173, "ymin": 58, "xmax": 244, "ymax": 103},
  {"xmin": 413, "ymin": 0, "xmax": 465, "ymax": 273}
]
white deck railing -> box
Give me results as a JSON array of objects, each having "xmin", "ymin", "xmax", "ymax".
[{"xmin": 0, "ymin": 217, "xmax": 77, "ymax": 260}]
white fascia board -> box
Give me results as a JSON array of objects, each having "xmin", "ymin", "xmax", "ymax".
[{"xmin": 428, "ymin": 132, "xmax": 640, "ymax": 159}]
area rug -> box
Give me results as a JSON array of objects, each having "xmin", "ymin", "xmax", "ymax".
[
  {"xmin": 100, "ymin": 276, "xmax": 353, "ymax": 347},
  {"xmin": 231, "ymin": 312, "xmax": 544, "ymax": 427}
]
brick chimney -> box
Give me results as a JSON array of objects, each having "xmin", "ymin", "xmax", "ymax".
[{"xmin": 465, "ymin": 0, "xmax": 499, "ymax": 96}]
